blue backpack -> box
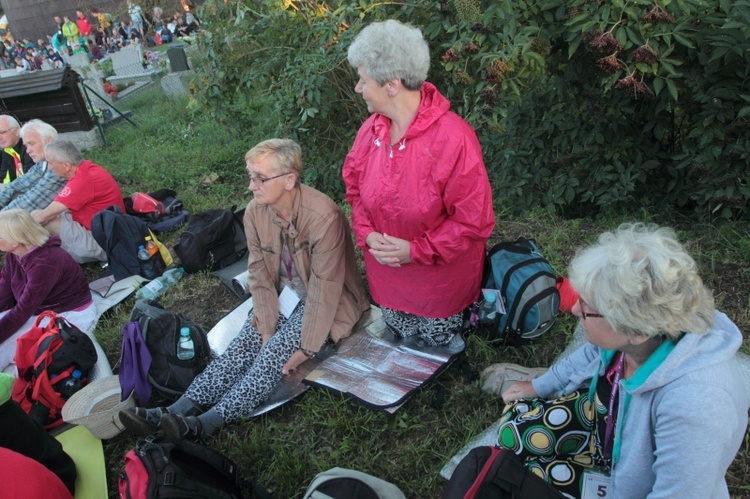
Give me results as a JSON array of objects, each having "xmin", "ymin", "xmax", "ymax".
[{"xmin": 483, "ymin": 238, "xmax": 559, "ymax": 344}]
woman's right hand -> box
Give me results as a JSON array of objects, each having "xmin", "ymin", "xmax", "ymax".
[
  {"xmin": 501, "ymin": 381, "xmax": 538, "ymax": 404},
  {"xmin": 366, "ymin": 232, "xmax": 403, "ymax": 266}
]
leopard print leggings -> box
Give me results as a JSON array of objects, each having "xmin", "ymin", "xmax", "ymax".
[
  {"xmin": 184, "ymin": 304, "xmax": 305, "ymax": 423},
  {"xmin": 380, "ymin": 307, "xmax": 463, "ymax": 347}
]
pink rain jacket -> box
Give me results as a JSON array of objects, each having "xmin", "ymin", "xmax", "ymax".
[{"xmin": 343, "ymin": 82, "xmax": 495, "ymax": 318}]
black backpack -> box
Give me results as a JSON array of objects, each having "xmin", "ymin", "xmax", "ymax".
[
  {"xmin": 482, "ymin": 238, "xmax": 560, "ymax": 344},
  {"xmin": 91, "ymin": 206, "xmax": 150, "ymax": 280},
  {"xmin": 128, "ymin": 299, "xmax": 211, "ymax": 400},
  {"xmin": 174, "ymin": 208, "xmax": 247, "ymax": 274},
  {"xmin": 442, "ymin": 446, "xmax": 564, "ymax": 499},
  {"xmin": 119, "ymin": 434, "xmax": 268, "ymax": 499}
]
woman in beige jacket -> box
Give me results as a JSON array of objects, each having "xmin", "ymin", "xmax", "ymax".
[{"xmin": 120, "ymin": 139, "xmax": 369, "ymax": 439}]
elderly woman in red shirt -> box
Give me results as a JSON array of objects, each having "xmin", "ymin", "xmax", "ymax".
[{"xmin": 343, "ymin": 20, "xmax": 495, "ymax": 346}]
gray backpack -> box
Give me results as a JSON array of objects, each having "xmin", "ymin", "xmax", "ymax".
[
  {"xmin": 128, "ymin": 299, "xmax": 211, "ymax": 400},
  {"xmin": 304, "ymin": 467, "xmax": 406, "ymax": 499}
]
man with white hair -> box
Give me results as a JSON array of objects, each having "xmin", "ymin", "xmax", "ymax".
[
  {"xmin": 0, "ymin": 115, "xmax": 34, "ymax": 186},
  {"xmin": 0, "ymin": 120, "xmax": 67, "ymax": 212},
  {"xmin": 31, "ymin": 140, "xmax": 125, "ymax": 263}
]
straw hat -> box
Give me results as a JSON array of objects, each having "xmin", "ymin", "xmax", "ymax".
[{"xmin": 62, "ymin": 375, "xmax": 136, "ymax": 439}]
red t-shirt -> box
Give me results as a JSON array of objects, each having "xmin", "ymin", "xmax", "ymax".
[
  {"xmin": 0, "ymin": 447, "xmax": 74, "ymax": 499},
  {"xmin": 54, "ymin": 160, "xmax": 125, "ymax": 230}
]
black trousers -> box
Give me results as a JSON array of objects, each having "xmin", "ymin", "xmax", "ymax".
[{"xmin": 0, "ymin": 399, "xmax": 77, "ymax": 495}]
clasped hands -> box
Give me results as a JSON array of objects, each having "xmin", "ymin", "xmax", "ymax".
[{"xmin": 366, "ymin": 232, "xmax": 411, "ymax": 267}]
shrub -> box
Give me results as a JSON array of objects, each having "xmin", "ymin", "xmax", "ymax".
[
  {"xmin": 193, "ymin": 0, "xmax": 750, "ymax": 218},
  {"xmin": 430, "ymin": 0, "xmax": 750, "ymax": 218}
]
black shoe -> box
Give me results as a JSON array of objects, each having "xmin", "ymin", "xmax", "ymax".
[
  {"xmin": 160, "ymin": 413, "xmax": 203, "ymax": 441},
  {"xmin": 118, "ymin": 407, "xmax": 167, "ymax": 436}
]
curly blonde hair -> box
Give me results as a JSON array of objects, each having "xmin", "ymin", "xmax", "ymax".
[{"xmin": 569, "ymin": 223, "xmax": 714, "ymax": 339}]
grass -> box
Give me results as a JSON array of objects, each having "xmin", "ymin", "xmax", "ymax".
[{"xmin": 86, "ymin": 83, "xmax": 750, "ymax": 498}]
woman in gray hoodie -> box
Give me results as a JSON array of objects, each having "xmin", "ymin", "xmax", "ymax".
[{"xmin": 498, "ymin": 223, "xmax": 748, "ymax": 498}]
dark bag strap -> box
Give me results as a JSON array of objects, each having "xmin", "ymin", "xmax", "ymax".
[{"xmin": 480, "ymin": 448, "xmax": 564, "ymax": 499}]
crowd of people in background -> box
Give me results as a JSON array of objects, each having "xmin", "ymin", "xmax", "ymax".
[{"xmin": 0, "ymin": 0, "xmax": 201, "ymax": 72}]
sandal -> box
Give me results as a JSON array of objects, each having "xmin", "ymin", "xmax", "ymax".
[
  {"xmin": 160, "ymin": 413, "xmax": 204, "ymax": 441},
  {"xmin": 479, "ymin": 363, "xmax": 548, "ymax": 396},
  {"xmin": 118, "ymin": 406, "xmax": 167, "ymax": 436}
]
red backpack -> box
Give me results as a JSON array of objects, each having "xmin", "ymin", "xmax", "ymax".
[
  {"xmin": 118, "ymin": 434, "xmax": 266, "ymax": 499},
  {"xmin": 12, "ymin": 311, "xmax": 98, "ymax": 429},
  {"xmin": 131, "ymin": 192, "xmax": 166, "ymax": 216}
]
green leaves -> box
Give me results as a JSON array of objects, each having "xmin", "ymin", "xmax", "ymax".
[{"xmin": 189, "ymin": 0, "xmax": 750, "ymax": 219}]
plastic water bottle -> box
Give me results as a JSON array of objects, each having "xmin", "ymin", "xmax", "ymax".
[
  {"xmin": 136, "ymin": 267, "xmax": 185, "ymax": 300},
  {"xmin": 59, "ymin": 369, "xmax": 83, "ymax": 400},
  {"xmin": 144, "ymin": 236, "xmax": 165, "ymax": 276},
  {"xmin": 176, "ymin": 327, "xmax": 195, "ymax": 360},
  {"xmin": 478, "ymin": 292, "xmax": 499, "ymax": 324},
  {"xmin": 138, "ymin": 245, "xmax": 156, "ymax": 279}
]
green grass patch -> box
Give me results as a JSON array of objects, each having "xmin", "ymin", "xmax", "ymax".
[{"xmin": 86, "ymin": 80, "xmax": 750, "ymax": 498}]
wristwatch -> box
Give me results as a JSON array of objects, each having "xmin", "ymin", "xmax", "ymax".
[{"xmin": 301, "ymin": 348, "xmax": 316, "ymax": 359}]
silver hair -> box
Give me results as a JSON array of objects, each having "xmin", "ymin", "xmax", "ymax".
[
  {"xmin": 44, "ymin": 140, "xmax": 83, "ymax": 165},
  {"xmin": 20, "ymin": 119, "xmax": 58, "ymax": 142},
  {"xmin": 569, "ymin": 223, "xmax": 714, "ymax": 340},
  {"xmin": 347, "ymin": 20, "xmax": 429, "ymax": 91},
  {"xmin": 0, "ymin": 115, "xmax": 20, "ymax": 129}
]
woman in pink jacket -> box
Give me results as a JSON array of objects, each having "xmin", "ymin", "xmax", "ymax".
[{"xmin": 343, "ymin": 20, "xmax": 495, "ymax": 346}]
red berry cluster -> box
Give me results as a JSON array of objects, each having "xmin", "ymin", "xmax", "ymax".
[
  {"xmin": 597, "ymin": 55, "xmax": 622, "ymax": 74},
  {"xmin": 462, "ymin": 42, "xmax": 479, "ymax": 54},
  {"xmin": 484, "ymin": 59, "xmax": 511, "ymax": 84},
  {"xmin": 582, "ymin": 28, "xmax": 602, "ymax": 49},
  {"xmin": 643, "ymin": 6, "xmax": 675, "ymax": 24},
  {"xmin": 590, "ymin": 31, "xmax": 624, "ymax": 53},
  {"xmin": 633, "ymin": 44, "xmax": 659, "ymax": 64},
  {"xmin": 614, "ymin": 75, "xmax": 655, "ymax": 98},
  {"xmin": 442, "ymin": 48, "xmax": 460, "ymax": 61}
]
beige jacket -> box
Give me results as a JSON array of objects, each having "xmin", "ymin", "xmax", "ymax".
[{"xmin": 243, "ymin": 184, "xmax": 369, "ymax": 353}]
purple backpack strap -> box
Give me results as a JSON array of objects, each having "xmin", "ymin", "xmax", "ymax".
[{"xmin": 119, "ymin": 321, "xmax": 153, "ymax": 406}]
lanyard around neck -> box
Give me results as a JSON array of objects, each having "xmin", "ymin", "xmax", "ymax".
[{"xmin": 603, "ymin": 351, "xmax": 624, "ymax": 460}]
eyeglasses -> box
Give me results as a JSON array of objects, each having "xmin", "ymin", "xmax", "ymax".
[
  {"xmin": 579, "ymin": 298, "xmax": 604, "ymax": 320},
  {"xmin": 248, "ymin": 172, "xmax": 290, "ymax": 185}
]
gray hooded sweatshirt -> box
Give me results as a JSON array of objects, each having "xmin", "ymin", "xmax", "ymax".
[{"xmin": 532, "ymin": 311, "xmax": 748, "ymax": 498}]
